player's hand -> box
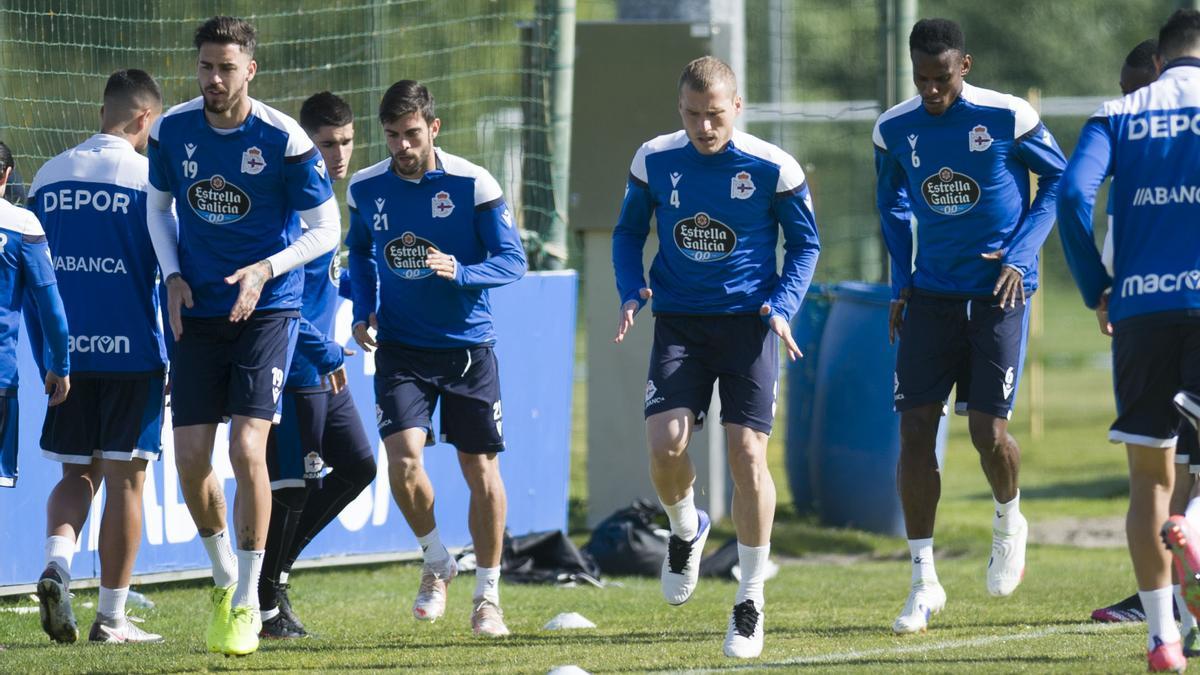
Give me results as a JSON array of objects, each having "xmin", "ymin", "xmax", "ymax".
[
  {"xmin": 225, "ymin": 260, "xmax": 272, "ymax": 323},
  {"xmin": 324, "ymin": 365, "xmax": 348, "ymax": 394},
  {"xmin": 45, "ymin": 371, "xmax": 69, "ymax": 407},
  {"xmin": 426, "ymin": 248, "xmax": 457, "ymax": 281},
  {"xmin": 761, "ymin": 305, "xmax": 802, "ymax": 361},
  {"xmin": 888, "ymin": 288, "xmax": 910, "ymax": 345},
  {"xmin": 342, "ymin": 346, "xmax": 357, "ymax": 357},
  {"xmin": 353, "ymin": 315, "xmax": 377, "ymax": 352},
  {"xmin": 165, "ymin": 273, "xmax": 193, "ymax": 341},
  {"xmin": 614, "ymin": 288, "xmax": 652, "ymax": 344},
  {"xmin": 983, "ymin": 251, "xmax": 1025, "ymax": 309},
  {"xmin": 1095, "ymin": 289, "xmax": 1113, "ymax": 337}
]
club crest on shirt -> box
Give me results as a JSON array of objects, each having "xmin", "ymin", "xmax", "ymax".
[
  {"xmin": 241, "ymin": 146, "xmax": 267, "ymax": 175},
  {"xmin": 432, "ymin": 191, "xmax": 454, "ymax": 218},
  {"xmin": 384, "ymin": 231, "xmax": 437, "ymax": 280},
  {"xmin": 730, "ymin": 171, "xmax": 755, "ymax": 200},
  {"xmin": 673, "ymin": 211, "xmax": 737, "ymax": 262},
  {"xmin": 968, "ymin": 125, "xmax": 993, "ymax": 152},
  {"xmin": 921, "ymin": 167, "xmax": 981, "ymax": 216},
  {"xmin": 187, "ymin": 174, "xmax": 251, "ymax": 224}
]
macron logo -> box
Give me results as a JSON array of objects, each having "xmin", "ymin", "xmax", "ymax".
[
  {"xmin": 69, "ymin": 335, "xmax": 130, "ymax": 354},
  {"xmin": 1121, "ymin": 269, "xmax": 1200, "ymax": 298},
  {"xmin": 184, "ymin": 143, "xmax": 197, "ymax": 159}
]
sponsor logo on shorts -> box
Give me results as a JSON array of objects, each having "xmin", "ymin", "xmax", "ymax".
[
  {"xmin": 68, "ymin": 334, "xmax": 130, "ymax": 354},
  {"xmin": 968, "ymin": 124, "xmax": 993, "ymax": 152},
  {"xmin": 1121, "ymin": 269, "xmax": 1200, "ymax": 298},
  {"xmin": 41, "ymin": 188, "xmax": 132, "ymax": 214},
  {"xmin": 271, "ymin": 367, "xmax": 283, "ymax": 404},
  {"xmin": 54, "ymin": 256, "xmax": 127, "ymax": 274},
  {"xmin": 673, "ymin": 212, "xmax": 737, "ymax": 262},
  {"xmin": 375, "ymin": 404, "xmax": 392, "ymax": 430},
  {"xmin": 1002, "ymin": 366, "xmax": 1015, "ymax": 400},
  {"xmin": 384, "ymin": 231, "xmax": 437, "ymax": 280},
  {"xmin": 187, "ymin": 174, "xmax": 251, "ymax": 225},
  {"xmin": 303, "ymin": 451, "xmax": 325, "ymax": 480},
  {"xmin": 645, "ymin": 379, "xmax": 664, "ymax": 408},
  {"xmin": 921, "ymin": 167, "xmax": 981, "ymax": 216}
]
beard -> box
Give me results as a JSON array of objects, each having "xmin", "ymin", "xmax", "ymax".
[
  {"xmin": 392, "ymin": 147, "xmax": 430, "ymax": 179},
  {"xmin": 202, "ymin": 85, "xmax": 238, "ymax": 114}
]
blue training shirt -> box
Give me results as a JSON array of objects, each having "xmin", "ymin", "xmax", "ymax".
[
  {"xmin": 346, "ymin": 150, "xmax": 526, "ymax": 349},
  {"xmin": 0, "ymin": 199, "xmax": 69, "ymax": 390},
  {"xmin": 286, "ymin": 246, "xmax": 345, "ymax": 389},
  {"xmin": 147, "ymin": 97, "xmax": 333, "ymax": 316},
  {"xmin": 1059, "ymin": 59, "xmax": 1200, "ymax": 324},
  {"xmin": 611, "ymin": 129, "xmax": 820, "ymax": 323},
  {"xmin": 28, "ymin": 134, "xmax": 165, "ymax": 374},
  {"xmin": 873, "ymin": 82, "xmax": 1066, "ymax": 299}
]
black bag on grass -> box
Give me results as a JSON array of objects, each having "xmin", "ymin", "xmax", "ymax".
[
  {"xmin": 582, "ymin": 499, "xmax": 668, "ymax": 577},
  {"xmin": 501, "ymin": 529, "xmax": 601, "ymax": 585}
]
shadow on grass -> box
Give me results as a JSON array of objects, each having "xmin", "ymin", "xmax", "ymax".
[{"xmin": 969, "ymin": 475, "xmax": 1128, "ymax": 502}]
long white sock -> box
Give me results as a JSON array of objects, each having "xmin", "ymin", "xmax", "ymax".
[
  {"xmin": 735, "ymin": 543, "xmax": 769, "ymax": 608},
  {"xmin": 416, "ymin": 527, "xmax": 450, "ymax": 566},
  {"xmin": 44, "ymin": 535, "xmax": 75, "ymax": 585},
  {"xmin": 98, "ymin": 586, "xmax": 128, "ymax": 622},
  {"xmin": 662, "ymin": 489, "xmax": 699, "ymax": 541},
  {"xmin": 908, "ymin": 538, "xmax": 937, "ymax": 585},
  {"xmin": 993, "ymin": 491, "xmax": 1022, "ymax": 534},
  {"xmin": 1142, "ymin": 586, "xmax": 1182, "ymax": 649},
  {"xmin": 200, "ymin": 530, "xmax": 237, "ymax": 588},
  {"xmin": 475, "ymin": 566, "xmax": 501, "ymax": 604},
  {"xmin": 1186, "ymin": 496, "xmax": 1200, "ymax": 527},
  {"xmin": 260, "ymin": 606, "xmax": 281, "ymax": 621},
  {"xmin": 1176, "ymin": 584, "xmax": 1198, "ymax": 633},
  {"xmin": 232, "ymin": 549, "xmax": 265, "ymax": 609}
]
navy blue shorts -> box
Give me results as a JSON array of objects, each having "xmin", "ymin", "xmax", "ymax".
[
  {"xmin": 171, "ymin": 310, "xmax": 299, "ymax": 427},
  {"xmin": 41, "ymin": 374, "xmax": 164, "ymax": 464},
  {"xmin": 0, "ymin": 393, "xmax": 19, "ymax": 487},
  {"xmin": 1176, "ymin": 421, "xmax": 1200, "ymax": 470},
  {"xmin": 645, "ymin": 314, "xmax": 779, "ymax": 434},
  {"xmin": 373, "ymin": 343, "xmax": 504, "ymax": 454},
  {"xmin": 1111, "ymin": 314, "xmax": 1200, "ymax": 447},
  {"xmin": 894, "ymin": 292, "xmax": 1030, "ymax": 420},
  {"xmin": 267, "ymin": 385, "xmax": 373, "ymax": 489}
]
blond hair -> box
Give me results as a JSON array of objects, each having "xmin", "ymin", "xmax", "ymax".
[{"xmin": 678, "ymin": 56, "xmax": 737, "ymax": 95}]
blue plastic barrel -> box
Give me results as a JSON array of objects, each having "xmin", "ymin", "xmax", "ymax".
[
  {"xmin": 785, "ymin": 284, "xmax": 832, "ymax": 514},
  {"xmin": 808, "ymin": 281, "xmax": 945, "ymax": 537}
]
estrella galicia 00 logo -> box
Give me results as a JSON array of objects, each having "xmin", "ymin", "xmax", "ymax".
[
  {"xmin": 673, "ymin": 211, "xmax": 737, "ymax": 262},
  {"xmin": 187, "ymin": 174, "xmax": 251, "ymax": 224},
  {"xmin": 328, "ymin": 250, "xmax": 342, "ymax": 284},
  {"xmin": 921, "ymin": 167, "xmax": 981, "ymax": 216},
  {"xmin": 384, "ymin": 231, "xmax": 437, "ymax": 279}
]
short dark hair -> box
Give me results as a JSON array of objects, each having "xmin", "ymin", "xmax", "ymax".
[
  {"xmin": 678, "ymin": 56, "xmax": 737, "ymax": 95},
  {"xmin": 194, "ymin": 16, "xmax": 257, "ymax": 55},
  {"xmin": 0, "ymin": 142, "xmax": 13, "ymax": 176},
  {"xmin": 1125, "ymin": 39, "xmax": 1158, "ymax": 71},
  {"xmin": 300, "ymin": 92, "xmax": 354, "ymax": 135},
  {"xmin": 1159, "ymin": 9, "xmax": 1200, "ymax": 61},
  {"xmin": 103, "ymin": 69, "xmax": 162, "ymax": 111},
  {"xmin": 909, "ymin": 18, "xmax": 965, "ymax": 56},
  {"xmin": 378, "ymin": 80, "xmax": 435, "ymax": 125}
]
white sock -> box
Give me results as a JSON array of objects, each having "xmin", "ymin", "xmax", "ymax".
[
  {"xmin": 200, "ymin": 530, "xmax": 238, "ymax": 588},
  {"xmin": 416, "ymin": 527, "xmax": 450, "ymax": 566},
  {"xmin": 735, "ymin": 543, "xmax": 769, "ymax": 608},
  {"xmin": 98, "ymin": 586, "xmax": 128, "ymax": 622},
  {"xmin": 662, "ymin": 489, "xmax": 699, "ymax": 541},
  {"xmin": 1186, "ymin": 496, "xmax": 1200, "ymax": 526},
  {"xmin": 1177, "ymin": 584, "xmax": 1198, "ymax": 633},
  {"xmin": 232, "ymin": 549, "xmax": 265, "ymax": 609},
  {"xmin": 1142, "ymin": 586, "xmax": 1182, "ymax": 649},
  {"xmin": 993, "ymin": 491, "xmax": 1022, "ymax": 534},
  {"xmin": 908, "ymin": 538, "xmax": 937, "ymax": 585},
  {"xmin": 475, "ymin": 566, "xmax": 501, "ymax": 604},
  {"xmin": 44, "ymin": 535, "xmax": 75, "ymax": 585},
  {"xmin": 260, "ymin": 606, "xmax": 281, "ymax": 622}
]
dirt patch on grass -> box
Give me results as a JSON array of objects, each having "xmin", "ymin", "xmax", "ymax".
[{"xmin": 1031, "ymin": 516, "xmax": 1125, "ymax": 549}]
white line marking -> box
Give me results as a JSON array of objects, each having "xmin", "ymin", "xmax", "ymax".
[{"xmin": 663, "ymin": 621, "xmax": 1130, "ymax": 672}]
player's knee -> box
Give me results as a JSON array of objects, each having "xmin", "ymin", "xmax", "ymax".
[
  {"xmin": 968, "ymin": 416, "xmax": 1008, "ymax": 454},
  {"xmin": 272, "ymin": 486, "xmax": 309, "ymax": 511},
  {"xmin": 460, "ymin": 453, "xmax": 502, "ymax": 494},
  {"xmin": 389, "ymin": 454, "xmax": 425, "ymax": 484},
  {"xmin": 899, "ymin": 408, "xmax": 940, "ymax": 451},
  {"xmin": 339, "ymin": 456, "xmax": 377, "ymax": 492},
  {"xmin": 173, "ymin": 446, "xmax": 211, "ymax": 479}
]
